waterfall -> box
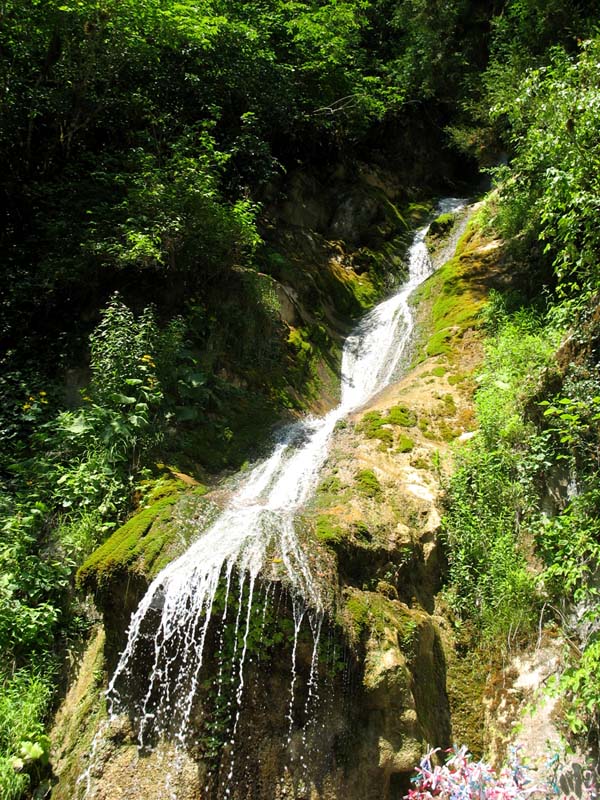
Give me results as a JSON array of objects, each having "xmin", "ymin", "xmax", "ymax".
[{"xmin": 84, "ymin": 197, "xmax": 465, "ymax": 797}]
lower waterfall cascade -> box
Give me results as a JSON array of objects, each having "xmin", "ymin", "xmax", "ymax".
[{"xmin": 80, "ymin": 197, "xmax": 466, "ymax": 799}]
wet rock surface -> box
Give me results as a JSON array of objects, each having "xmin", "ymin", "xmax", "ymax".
[{"xmin": 51, "ymin": 203, "xmax": 487, "ymax": 800}]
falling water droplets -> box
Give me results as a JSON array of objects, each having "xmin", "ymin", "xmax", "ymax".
[{"xmin": 83, "ymin": 197, "xmax": 466, "ymax": 799}]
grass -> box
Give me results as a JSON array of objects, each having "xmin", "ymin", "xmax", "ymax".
[{"xmin": 0, "ymin": 671, "xmax": 52, "ymax": 800}]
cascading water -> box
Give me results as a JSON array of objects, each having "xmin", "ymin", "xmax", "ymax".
[{"xmin": 82, "ymin": 197, "xmax": 465, "ymax": 798}]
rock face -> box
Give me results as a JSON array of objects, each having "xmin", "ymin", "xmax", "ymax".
[{"xmin": 51, "ymin": 205, "xmax": 490, "ymax": 800}]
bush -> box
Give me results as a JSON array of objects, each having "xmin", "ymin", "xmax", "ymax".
[
  {"xmin": 0, "ymin": 671, "xmax": 52, "ymax": 800},
  {"xmin": 490, "ymin": 38, "xmax": 600, "ymax": 311},
  {"xmin": 442, "ymin": 443, "xmax": 537, "ymax": 639}
]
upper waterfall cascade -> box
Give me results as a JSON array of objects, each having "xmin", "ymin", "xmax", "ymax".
[{"xmin": 84, "ymin": 197, "xmax": 465, "ymax": 797}]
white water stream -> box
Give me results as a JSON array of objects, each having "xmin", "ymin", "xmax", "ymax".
[{"xmin": 84, "ymin": 197, "xmax": 465, "ymax": 797}]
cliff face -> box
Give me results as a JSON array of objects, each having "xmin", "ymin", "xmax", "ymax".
[{"xmin": 51, "ymin": 203, "xmax": 504, "ymax": 800}]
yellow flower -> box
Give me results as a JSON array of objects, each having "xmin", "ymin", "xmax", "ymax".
[{"xmin": 39, "ymin": 391, "xmax": 47, "ymax": 396}]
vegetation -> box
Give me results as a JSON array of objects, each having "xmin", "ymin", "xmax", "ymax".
[
  {"xmin": 412, "ymin": 220, "xmax": 490, "ymax": 360},
  {"xmin": 441, "ymin": 294, "xmax": 600, "ymax": 748},
  {"xmin": 354, "ymin": 469, "xmax": 382, "ymax": 499},
  {"xmin": 1, "ymin": 0, "xmax": 600, "ymax": 795},
  {"xmin": 436, "ymin": 2, "xmax": 600, "ymax": 754}
]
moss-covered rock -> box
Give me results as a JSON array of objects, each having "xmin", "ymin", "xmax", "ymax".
[
  {"xmin": 426, "ymin": 211, "xmax": 456, "ymax": 243},
  {"xmin": 412, "ymin": 214, "xmax": 502, "ymax": 362},
  {"xmin": 396, "ymin": 434, "xmax": 415, "ymax": 453},
  {"xmin": 77, "ymin": 480, "xmax": 188, "ymax": 594},
  {"xmin": 354, "ymin": 468, "xmax": 382, "ymax": 499},
  {"xmin": 340, "ymin": 589, "xmax": 451, "ymax": 792},
  {"xmin": 77, "ymin": 479, "xmax": 214, "ymax": 669},
  {"xmin": 50, "ymin": 629, "xmax": 108, "ymax": 800}
]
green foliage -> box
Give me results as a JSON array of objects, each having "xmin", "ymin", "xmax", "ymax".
[
  {"xmin": 0, "ymin": 671, "xmax": 52, "ymax": 800},
  {"xmin": 442, "ymin": 308, "xmax": 556, "ymax": 639},
  {"xmin": 537, "ymin": 491, "xmax": 600, "ymax": 610},
  {"xmin": 86, "ymin": 143, "xmax": 260, "ymax": 276},
  {"xmin": 443, "ymin": 291, "xmax": 600, "ymax": 738},
  {"xmin": 4, "ymin": 0, "xmax": 600, "ymax": 789},
  {"xmin": 476, "ymin": 307, "xmax": 559, "ymax": 447},
  {"xmin": 0, "ymin": 293, "xmax": 202, "ymax": 798},
  {"xmin": 442, "ymin": 441, "xmax": 537, "ymax": 639},
  {"xmin": 558, "ymin": 639, "xmax": 600, "ymax": 736},
  {"xmin": 535, "ymin": 375, "xmax": 600, "ymax": 736},
  {"xmin": 489, "ymin": 37, "xmax": 600, "ymax": 310}
]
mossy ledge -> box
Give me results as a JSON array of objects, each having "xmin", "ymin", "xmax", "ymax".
[
  {"xmin": 77, "ymin": 478, "xmax": 211, "ymax": 669},
  {"xmin": 412, "ymin": 211, "xmax": 506, "ymax": 363},
  {"xmin": 78, "ymin": 480, "xmax": 182, "ymax": 594}
]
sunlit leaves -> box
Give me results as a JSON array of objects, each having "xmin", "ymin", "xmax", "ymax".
[{"xmin": 491, "ymin": 37, "xmax": 600, "ymax": 305}]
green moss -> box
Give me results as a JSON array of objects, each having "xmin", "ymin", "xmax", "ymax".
[
  {"xmin": 355, "ymin": 469, "xmax": 382, "ymax": 498},
  {"xmin": 358, "ymin": 406, "xmax": 416, "ymax": 448},
  {"xmin": 288, "ymin": 326, "xmax": 313, "ymax": 364},
  {"xmin": 315, "ymin": 514, "xmax": 345, "ymax": 545},
  {"xmin": 411, "ymin": 456, "xmax": 430, "ymax": 470},
  {"xmin": 446, "ymin": 648, "xmax": 487, "ymax": 759},
  {"xmin": 322, "ymin": 259, "xmax": 379, "ymax": 317},
  {"xmin": 50, "ymin": 630, "xmax": 108, "ymax": 800},
  {"xmin": 317, "ymin": 475, "xmax": 342, "ymax": 494},
  {"xmin": 387, "ymin": 404, "xmax": 417, "ymax": 427},
  {"xmin": 405, "ymin": 201, "xmax": 434, "ymax": 226},
  {"xmin": 396, "ymin": 434, "xmax": 414, "ymax": 453},
  {"xmin": 356, "ymin": 410, "xmax": 393, "ymax": 446},
  {"xmin": 413, "ymin": 221, "xmax": 490, "ymax": 363},
  {"xmin": 376, "ymin": 581, "xmax": 399, "ymax": 600},
  {"xmin": 448, "ymin": 372, "xmax": 468, "ymax": 386},
  {"xmin": 437, "ymin": 420, "xmax": 459, "ymax": 442},
  {"xmin": 77, "ymin": 489, "xmax": 186, "ymax": 592},
  {"xmin": 352, "ymin": 521, "xmax": 372, "ymax": 542},
  {"xmin": 345, "ymin": 593, "xmax": 371, "ymax": 637},
  {"xmin": 418, "ymin": 418, "xmax": 437, "ymax": 440},
  {"xmin": 143, "ymin": 477, "xmax": 190, "ymax": 505},
  {"xmin": 431, "ymin": 365, "xmax": 447, "ymax": 378},
  {"xmin": 428, "ymin": 212, "xmax": 455, "ymax": 238},
  {"xmin": 344, "ymin": 589, "xmax": 423, "ymax": 647},
  {"xmin": 441, "ymin": 393, "xmax": 457, "ymax": 414},
  {"xmin": 357, "ymin": 410, "xmax": 382, "ymax": 433}
]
